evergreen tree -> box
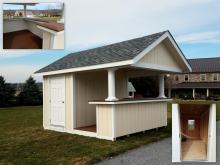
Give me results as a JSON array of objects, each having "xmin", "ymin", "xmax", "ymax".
[
  {"xmin": 18, "ymin": 76, "xmax": 42, "ymax": 105},
  {"xmin": 0, "ymin": 76, "xmax": 15, "ymax": 107}
]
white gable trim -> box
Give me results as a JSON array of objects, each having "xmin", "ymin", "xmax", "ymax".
[
  {"xmin": 132, "ymin": 31, "xmax": 192, "ymax": 72},
  {"xmin": 35, "ymin": 31, "xmax": 191, "ymax": 76}
]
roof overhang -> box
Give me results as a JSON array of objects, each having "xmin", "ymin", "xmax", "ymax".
[{"xmin": 35, "ymin": 31, "xmax": 192, "ymax": 76}]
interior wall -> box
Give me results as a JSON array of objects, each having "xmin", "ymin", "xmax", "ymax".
[
  {"xmin": 76, "ymin": 69, "xmax": 128, "ymax": 128},
  {"xmin": 3, "ymin": 20, "xmax": 27, "ymax": 33},
  {"xmin": 180, "ymin": 104, "xmax": 209, "ymax": 141},
  {"xmin": 200, "ymin": 110, "xmax": 209, "ymax": 144}
]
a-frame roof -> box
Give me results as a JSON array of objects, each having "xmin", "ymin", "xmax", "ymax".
[{"xmin": 35, "ymin": 30, "xmax": 191, "ymax": 75}]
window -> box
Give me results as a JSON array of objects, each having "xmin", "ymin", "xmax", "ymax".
[
  {"xmin": 174, "ymin": 75, "xmax": 179, "ymax": 81},
  {"xmin": 184, "ymin": 74, "xmax": 189, "ymax": 81},
  {"xmin": 213, "ymin": 74, "xmax": 218, "ymax": 81},
  {"xmin": 188, "ymin": 119, "xmax": 195, "ymax": 130},
  {"xmin": 200, "ymin": 74, "xmax": 206, "ymax": 81}
]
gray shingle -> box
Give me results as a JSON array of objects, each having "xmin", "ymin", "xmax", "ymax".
[
  {"xmin": 35, "ymin": 31, "xmax": 167, "ymax": 73},
  {"xmin": 188, "ymin": 57, "xmax": 220, "ymax": 73},
  {"xmin": 172, "ymin": 82, "xmax": 220, "ymax": 89}
]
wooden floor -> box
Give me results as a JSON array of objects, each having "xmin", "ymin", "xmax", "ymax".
[
  {"xmin": 75, "ymin": 125, "xmax": 96, "ymax": 132},
  {"xmin": 181, "ymin": 140, "xmax": 207, "ymax": 161},
  {"xmin": 3, "ymin": 30, "xmax": 42, "ymax": 49}
]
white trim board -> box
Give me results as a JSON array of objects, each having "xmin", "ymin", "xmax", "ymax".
[{"xmin": 89, "ymin": 99, "xmax": 172, "ymax": 105}]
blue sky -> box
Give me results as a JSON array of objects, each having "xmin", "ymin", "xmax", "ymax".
[
  {"xmin": 3, "ymin": 3, "xmax": 63, "ymax": 10},
  {"xmin": 0, "ymin": 0, "xmax": 220, "ymax": 83}
]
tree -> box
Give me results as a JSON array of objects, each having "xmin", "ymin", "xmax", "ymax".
[
  {"xmin": 0, "ymin": 76, "xmax": 15, "ymax": 107},
  {"xmin": 18, "ymin": 77, "xmax": 42, "ymax": 106}
]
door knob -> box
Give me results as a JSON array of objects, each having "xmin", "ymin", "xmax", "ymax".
[{"xmin": 62, "ymin": 101, "xmax": 64, "ymax": 103}]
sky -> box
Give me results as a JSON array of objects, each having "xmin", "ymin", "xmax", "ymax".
[
  {"xmin": 0, "ymin": 0, "xmax": 220, "ymax": 83},
  {"xmin": 3, "ymin": 3, "xmax": 63, "ymax": 10}
]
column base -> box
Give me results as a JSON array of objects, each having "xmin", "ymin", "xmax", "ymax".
[{"xmin": 105, "ymin": 97, "xmax": 119, "ymax": 101}]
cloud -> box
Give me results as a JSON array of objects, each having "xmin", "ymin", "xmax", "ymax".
[
  {"xmin": 176, "ymin": 31, "xmax": 220, "ymax": 44},
  {"xmin": 67, "ymin": 0, "xmax": 220, "ymax": 50},
  {"xmin": 0, "ymin": 64, "xmax": 42, "ymax": 83}
]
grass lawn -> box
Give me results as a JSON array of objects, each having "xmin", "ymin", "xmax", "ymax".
[
  {"xmin": 0, "ymin": 106, "xmax": 171, "ymax": 164},
  {"xmin": 0, "ymin": 101, "xmax": 219, "ymax": 164}
]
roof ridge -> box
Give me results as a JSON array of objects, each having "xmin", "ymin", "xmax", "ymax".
[{"xmin": 188, "ymin": 57, "xmax": 220, "ymax": 60}]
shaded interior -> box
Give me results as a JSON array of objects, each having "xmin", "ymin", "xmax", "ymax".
[{"xmin": 180, "ymin": 104, "xmax": 209, "ymax": 161}]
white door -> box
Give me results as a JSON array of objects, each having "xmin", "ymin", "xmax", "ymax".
[
  {"xmin": 207, "ymin": 104, "xmax": 216, "ymax": 162},
  {"xmin": 172, "ymin": 104, "xmax": 181, "ymax": 162},
  {"xmin": 50, "ymin": 76, "xmax": 65, "ymax": 127}
]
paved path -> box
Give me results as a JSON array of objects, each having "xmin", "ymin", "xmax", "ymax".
[{"xmin": 98, "ymin": 122, "xmax": 219, "ymax": 165}]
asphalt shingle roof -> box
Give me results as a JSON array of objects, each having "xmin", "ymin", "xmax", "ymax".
[
  {"xmin": 35, "ymin": 31, "xmax": 167, "ymax": 73},
  {"xmin": 188, "ymin": 57, "xmax": 220, "ymax": 73}
]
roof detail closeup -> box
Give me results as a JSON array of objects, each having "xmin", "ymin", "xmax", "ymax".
[
  {"xmin": 35, "ymin": 31, "xmax": 167, "ymax": 73},
  {"xmin": 188, "ymin": 57, "xmax": 220, "ymax": 73}
]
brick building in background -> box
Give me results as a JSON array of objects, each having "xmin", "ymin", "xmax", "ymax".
[{"xmin": 168, "ymin": 57, "xmax": 220, "ymax": 99}]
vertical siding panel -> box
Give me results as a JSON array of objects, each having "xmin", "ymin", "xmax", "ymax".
[{"xmin": 114, "ymin": 102, "xmax": 167, "ymax": 137}]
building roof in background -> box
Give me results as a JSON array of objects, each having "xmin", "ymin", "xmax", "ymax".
[
  {"xmin": 35, "ymin": 31, "xmax": 167, "ymax": 73},
  {"xmin": 128, "ymin": 82, "xmax": 136, "ymax": 92},
  {"xmin": 172, "ymin": 82, "xmax": 220, "ymax": 89},
  {"xmin": 188, "ymin": 57, "xmax": 220, "ymax": 73}
]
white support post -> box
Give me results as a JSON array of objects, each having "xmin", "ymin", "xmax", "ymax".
[
  {"xmin": 24, "ymin": 4, "xmax": 27, "ymax": 17},
  {"xmin": 193, "ymin": 88, "xmax": 195, "ymax": 99},
  {"xmin": 105, "ymin": 68, "xmax": 118, "ymax": 101},
  {"xmin": 207, "ymin": 88, "xmax": 209, "ymax": 97},
  {"xmin": 158, "ymin": 74, "xmax": 166, "ymax": 98}
]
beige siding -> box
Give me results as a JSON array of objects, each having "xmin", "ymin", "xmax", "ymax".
[
  {"xmin": 138, "ymin": 42, "xmax": 180, "ymax": 69},
  {"xmin": 43, "ymin": 76, "xmax": 50, "ymax": 128},
  {"xmin": 76, "ymin": 71, "xmax": 108, "ymax": 127},
  {"xmin": 114, "ymin": 102, "xmax": 167, "ymax": 137},
  {"xmin": 76, "ymin": 70, "xmax": 128, "ymax": 128},
  {"xmin": 96, "ymin": 105, "xmax": 113, "ymax": 139},
  {"xmin": 65, "ymin": 73, "xmax": 73, "ymax": 131}
]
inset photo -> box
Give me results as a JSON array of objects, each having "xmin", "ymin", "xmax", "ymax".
[
  {"xmin": 172, "ymin": 103, "xmax": 216, "ymax": 162},
  {"xmin": 3, "ymin": 2, "xmax": 64, "ymax": 49}
]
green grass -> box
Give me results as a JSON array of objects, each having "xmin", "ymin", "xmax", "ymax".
[
  {"xmin": 0, "ymin": 106, "xmax": 171, "ymax": 164},
  {"xmin": 0, "ymin": 101, "xmax": 219, "ymax": 164}
]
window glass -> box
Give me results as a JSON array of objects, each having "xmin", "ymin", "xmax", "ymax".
[
  {"xmin": 184, "ymin": 75, "xmax": 189, "ymax": 81},
  {"xmin": 213, "ymin": 74, "xmax": 218, "ymax": 81},
  {"xmin": 200, "ymin": 74, "xmax": 206, "ymax": 81},
  {"xmin": 174, "ymin": 75, "xmax": 179, "ymax": 81},
  {"xmin": 188, "ymin": 120, "xmax": 195, "ymax": 130}
]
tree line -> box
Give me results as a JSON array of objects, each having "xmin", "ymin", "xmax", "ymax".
[{"xmin": 0, "ymin": 76, "xmax": 42, "ymax": 107}]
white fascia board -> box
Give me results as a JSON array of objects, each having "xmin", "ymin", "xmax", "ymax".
[
  {"xmin": 89, "ymin": 98, "xmax": 172, "ymax": 105},
  {"xmin": 35, "ymin": 60, "xmax": 132, "ymax": 76},
  {"xmin": 166, "ymin": 34, "xmax": 192, "ymax": 72},
  {"xmin": 37, "ymin": 25, "xmax": 64, "ymax": 35},
  {"xmin": 132, "ymin": 31, "xmax": 192, "ymax": 72},
  {"xmin": 132, "ymin": 62, "xmax": 182, "ymax": 73}
]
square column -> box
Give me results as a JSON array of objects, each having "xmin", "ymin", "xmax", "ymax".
[
  {"xmin": 158, "ymin": 74, "xmax": 166, "ymax": 98},
  {"xmin": 207, "ymin": 88, "xmax": 209, "ymax": 97},
  {"xmin": 193, "ymin": 88, "xmax": 195, "ymax": 99},
  {"xmin": 105, "ymin": 68, "xmax": 118, "ymax": 101}
]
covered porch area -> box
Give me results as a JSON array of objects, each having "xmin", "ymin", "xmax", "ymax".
[{"xmin": 72, "ymin": 67, "xmax": 172, "ymax": 140}]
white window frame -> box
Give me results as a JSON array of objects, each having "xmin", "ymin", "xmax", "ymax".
[
  {"xmin": 184, "ymin": 74, "xmax": 189, "ymax": 82},
  {"xmin": 213, "ymin": 73, "xmax": 218, "ymax": 81},
  {"xmin": 200, "ymin": 74, "xmax": 206, "ymax": 81}
]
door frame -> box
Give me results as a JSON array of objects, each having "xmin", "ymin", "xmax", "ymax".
[
  {"xmin": 207, "ymin": 103, "xmax": 216, "ymax": 162},
  {"xmin": 172, "ymin": 103, "xmax": 181, "ymax": 162},
  {"xmin": 49, "ymin": 75, "xmax": 66, "ymax": 128}
]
